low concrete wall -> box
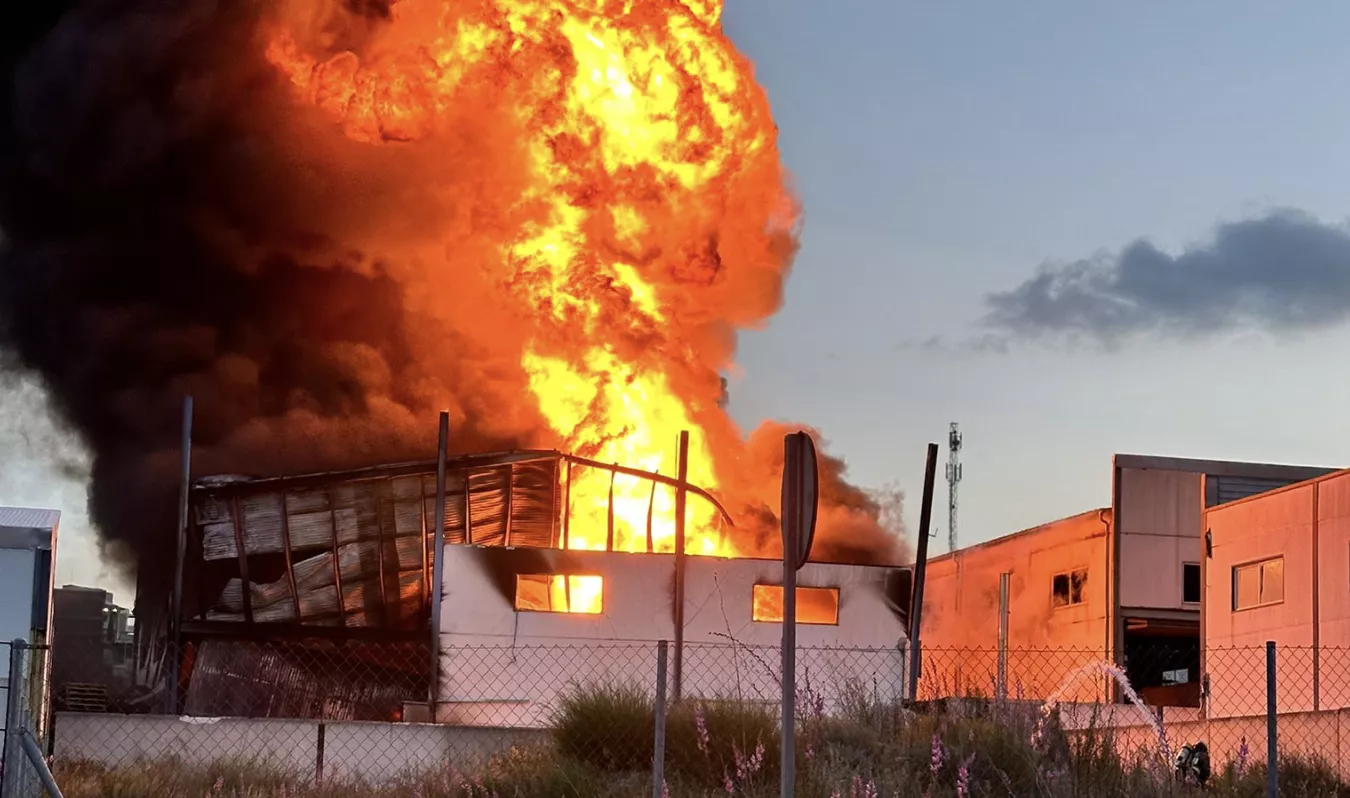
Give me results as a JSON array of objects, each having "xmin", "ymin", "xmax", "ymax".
[
  {"xmin": 1061, "ymin": 703, "xmax": 1349, "ymax": 777},
  {"xmin": 53, "ymin": 713, "xmax": 548, "ymax": 784},
  {"xmin": 323, "ymin": 721, "xmax": 546, "ymax": 783}
]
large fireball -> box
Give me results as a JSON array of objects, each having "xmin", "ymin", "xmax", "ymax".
[{"xmin": 266, "ymin": 0, "xmax": 798, "ymax": 560}]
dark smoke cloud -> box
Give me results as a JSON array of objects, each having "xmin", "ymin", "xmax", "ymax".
[
  {"xmin": 733, "ymin": 422, "xmax": 909, "ymax": 566},
  {"xmin": 983, "ymin": 210, "xmax": 1350, "ymax": 344},
  {"xmin": 0, "ymin": 1, "xmax": 543, "ymax": 589}
]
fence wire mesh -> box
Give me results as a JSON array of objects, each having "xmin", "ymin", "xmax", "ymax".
[
  {"xmin": 28, "ymin": 638, "xmax": 1350, "ymax": 797},
  {"xmin": 2, "ymin": 640, "xmax": 58, "ymax": 798}
]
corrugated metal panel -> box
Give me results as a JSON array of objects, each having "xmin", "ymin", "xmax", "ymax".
[
  {"xmin": 0, "ymin": 507, "xmax": 59, "ymax": 533},
  {"xmin": 1205, "ymin": 475, "xmax": 1307, "ymax": 507},
  {"xmin": 188, "ymin": 452, "xmax": 560, "ymax": 631}
]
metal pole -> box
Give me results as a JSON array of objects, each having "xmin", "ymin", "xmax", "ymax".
[
  {"xmin": 169, "ymin": 397, "xmax": 193, "ymax": 716},
  {"xmin": 651, "ymin": 639, "xmax": 669, "ymax": 798},
  {"xmin": 171, "ymin": 396, "xmax": 193, "ymax": 640},
  {"xmin": 3, "ymin": 640, "xmax": 26, "ymax": 798},
  {"xmin": 428, "ymin": 412, "xmax": 450, "ymax": 711},
  {"xmin": 780, "ymin": 437, "xmax": 799, "ymax": 798},
  {"xmin": 997, "ymin": 572, "xmax": 1010, "ymax": 702},
  {"xmin": 907, "ymin": 443, "xmax": 940, "ymax": 701},
  {"xmin": 19, "ymin": 727, "xmax": 62, "ymax": 798},
  {"xmin": 672, "ymin": 432, "xmax": 689, "ymax": 702},
  {"xmin": 1267, "ymin": 640, "xmax": 1278, "ymax": 798}
]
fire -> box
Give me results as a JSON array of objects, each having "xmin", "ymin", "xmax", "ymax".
[
  {"xmin": 264, "ymin": 0, "xmax": 795, "ymax": 612},
  {"xmin": 751, "ymin": 584, "xmax": 840, "ymax": 626}
]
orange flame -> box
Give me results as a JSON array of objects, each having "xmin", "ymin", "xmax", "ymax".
[{"xmin": 264, "ymin": 0, "xmax": 797, "ymax": 612}]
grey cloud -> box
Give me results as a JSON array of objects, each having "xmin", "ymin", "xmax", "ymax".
[
  {"xmin": 983, "ymin": 210, "xmax": 1350, "ymax": 343},
  {"xmin": 891, "ymin": 333, "xmax": 1010, "ymax": 356}
]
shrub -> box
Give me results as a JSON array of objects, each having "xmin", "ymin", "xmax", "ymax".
[
  {"xmin": 551, "ymin": 680, "xmax": 655, "ymax": 772},
  {"xmin": 666, "ymin": 698, "xmax": 779, "ymax": 791}
]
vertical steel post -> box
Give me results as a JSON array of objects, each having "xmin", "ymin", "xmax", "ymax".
[
  {"xmin": 3, "ymin": 640, "xmax": 26, "ymax": 798},
  {"xmin": 1267, "ymin": 640, "xmax": 1278, "ymax": 798},
  {"xmin": 907, "ymin": 443, "xmax": 940, "ymax": 701},
  {"xmin": 169, "ymin": 397, "xmax": 193, "ymax": 715},
  {"xmin": 171, "ymin": 396, "xmax": 193, "ymax": 641},
  {"xmin": 561, "ymin": 460, "xmax": 572, "ymax": 549},
  {"xmin": 780, "ymin": 437, "xmax": 799, "ymax": 798},
  {"xmin": 651, "ymin": 639, "xmax": 669, "ymax": 798},
  {"xmin": 606, "ymin": 468, "xmax": 616, "ymax": 551},
  {"xmin": 18, "ymin": 727, "xmax": 62, "ymax": 798},
  {"xmin": 997, "ymin": 572, "xmax": 1010, "ymax": 702},
  {"xmin": 428, "ymin": 412, "xmax": 450, "ymax": 711},
  {"xmin": 672, "ymin": 432, "xmax": 689, "ymax": 702}
]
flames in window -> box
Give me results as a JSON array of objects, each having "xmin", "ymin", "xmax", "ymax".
[
  {"xmin": 514, "ymin": 574, "xmax": 604, "ymax": 615},
  {"xmin": 751, "ymin": 584, "xmax": 840, "ymax": 625}
]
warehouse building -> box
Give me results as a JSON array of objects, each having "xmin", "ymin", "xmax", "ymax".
[
  {"xmin": 157, "ymin": 449, "xmax": 912, "ymax": 724},
  {"xmin": 0, "ymin": 507, "xmax": 59, "ymax": 764},
  {"xmin": 919, "ymin": 454, "xmax": 1334, "ymax": 706},
  {"xmin": 1201, "ymin": 466, "xmax": 1350, "ymax": 718}
]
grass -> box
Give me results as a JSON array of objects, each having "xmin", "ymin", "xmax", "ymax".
[{"xmin": 51, "ymin": 685, "xmax": 1350, "ymax": 798}]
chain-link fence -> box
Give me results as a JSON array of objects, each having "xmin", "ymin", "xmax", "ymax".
[
  {"xmin": 25, "ymin": 637, "xmax": 1350, "ymax": 796},
  {"xmin": 1, "ymin": 639, "xmax": 60, "ymax": 797}
]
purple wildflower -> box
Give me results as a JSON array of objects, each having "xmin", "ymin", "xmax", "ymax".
[
  {"xmin": 805, "ymin": 742, "xmax": 815, "ymax": 761},
  {"xmin": 850, "ymin": 774, "xmax": 879, "ymax": 798},
  {"xmin": 723, "ymin": 773, "xmax": 735, "ymax": 794},
  {"xmin": 1237, "ymin": 736, "xmax": 1250, "ymax": 776},
  {"xmin": 732, "ymin": 738, "xmax": 765, "ymax": 783},
  {"xmin": 956, "ymin": 754, "xmax": 974, "ymax": 798},
  {"xmin": 695, "ymin": 704, "xmax": 710, "ymax": 754},
  {"xmin": 930, "ymin": 732, "xmax": 945, "ymax": 777},
  {"xmin": 795, "ymin": 671, "xmax": 827, "ymax": 721}
]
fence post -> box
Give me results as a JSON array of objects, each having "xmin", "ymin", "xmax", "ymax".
[
  {"xmin": 996, "ymin": 572, "xmax": 1010, "ymax": 702},
  {"xmin": 3, "ymin": 640, "xmax": 26, "ymax": 798},
  {"xmin": 1266, "ymin": 640, "xmax": 1277, "ymax": 798},
  {"xmin": 17, "ymin": 728, "xmax": 62, "ymax": 797},
  {"xmin": 652, "ymin": 640, "xmax": 668, "ymax": 798}
]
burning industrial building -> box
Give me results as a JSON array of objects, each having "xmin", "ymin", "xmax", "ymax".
[
  {"xmin": 1, "ymin": 0, "xmax": 912, "ymax": 725},
  {"xmin": 160, "ymin": 444, "xmax": 911, "ymax": 723}
]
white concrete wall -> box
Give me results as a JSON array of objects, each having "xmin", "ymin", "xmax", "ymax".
[
  {"xmin": 53, "ymin": 713, "xmax": 545, "ymax": 782},
  {"xmin": 436, "ymin": 547, "xmax": 908, "ymax": 725},
  {"xmin": 0, "ymin": 548, "xmax": 36, "ymax": 650},
  {"xmin": 0, "ymin": 547, "xmax": 36, "ymax": 772},
  {"xmin": 57, "ymin": 714, "xmax": 320, "ymax": 772}
]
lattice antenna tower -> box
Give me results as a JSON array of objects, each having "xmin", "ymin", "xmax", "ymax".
[{"xmin": 945, "ymin": 422, "xmax": 963, "ymax": 552}]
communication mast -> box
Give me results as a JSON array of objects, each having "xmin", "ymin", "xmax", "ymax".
[{"xmin": 945, "ymin": 422, "xmax": 963, "ymax": 552}]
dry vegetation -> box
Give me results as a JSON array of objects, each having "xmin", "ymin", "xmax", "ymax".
[{"xmin": 51, "ymin": 682, "xmax": 1350, "ymax": 798}]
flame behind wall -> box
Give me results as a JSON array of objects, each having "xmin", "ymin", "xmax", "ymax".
[{"xmin": 0, "ymin": 0, "xmax": 903, "ymax": 604}]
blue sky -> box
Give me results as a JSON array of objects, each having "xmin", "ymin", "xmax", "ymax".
[{"xmin": 721, "ymin": 1, "xmax": 1350, "ymax": 548}]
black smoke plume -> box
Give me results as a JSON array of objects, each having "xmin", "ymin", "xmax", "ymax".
[
  {"xmin": 984, "ymin": 209, "xmax": 1350, "ymax": 345},
  {"xmin": 0, "ymin": 1, "xmax": 544, "ymax": 600}
]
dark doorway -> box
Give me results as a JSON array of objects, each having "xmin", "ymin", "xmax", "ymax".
[{"xmin": 1123, "ymin": 622, "xmax": 1200, "ymax": 707}]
